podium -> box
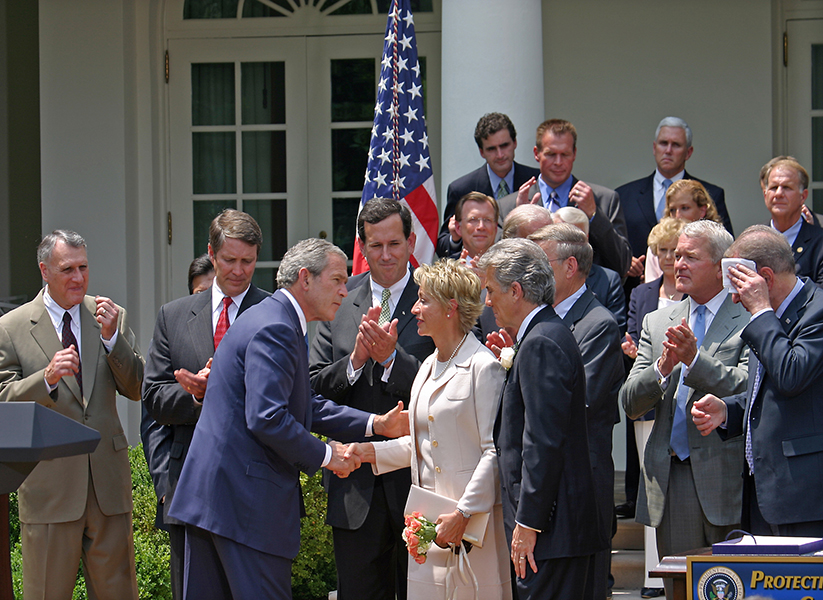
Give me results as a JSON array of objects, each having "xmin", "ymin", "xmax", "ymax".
[{"xmin": 0, "ymin": 403, "xmax": 101, "ymax": 600}]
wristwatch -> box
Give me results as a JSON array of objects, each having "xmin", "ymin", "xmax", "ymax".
[{"xmin": 456, "ymin": 507, "xmax": 472, "ymax": 519}]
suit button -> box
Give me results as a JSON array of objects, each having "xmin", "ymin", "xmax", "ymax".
[
  {"xmin": 432, "ymin": 440, "xmax": 438, "ymax": 447},
  {"xmin": 435, "ymin": 466, "xmax": 441, "ymax": 473},
  {"xmin": 428, "ymin": 415, "xmax": 434, "ymax": 421}
]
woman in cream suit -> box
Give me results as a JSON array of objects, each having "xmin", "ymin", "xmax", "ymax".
[{"xmin": 351, "ymin": 259, "xmax": 510, "ymax": 599}]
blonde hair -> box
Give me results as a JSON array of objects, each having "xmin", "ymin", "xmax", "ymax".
[
  {"xmin": 413, "ymin": 259, "xmax": 484, "ymax": 335},
  {"xmin": 647, "ymin": 217, "xmax": 685, "ymax": 255},
  {"xmin": 664, "ymin": 179, "xmax": 721, "ymax": 224}
]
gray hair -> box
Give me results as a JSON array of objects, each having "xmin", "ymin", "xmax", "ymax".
[
  {"xmin": 276, "ymin": 238, "xmax": 347, "ymax": 289},
  {"xmin": 655, "ymin": 116, "xmax": 692, "ymax": 148},
  {"xmin": 37, "ymin": 230, "xmax": 86, "ymax": 265},
  {"xmin": 478, "ymin": 238, "xmax": 555, "ymax": 306},
  {"xmin": 680, "ymin": 220, "xmax": 733, "ymax": 263},
  {"xmin": 529, "ymin": 223, "xmax": 593, "ymax": 277},
  {"xmin": 726, "ymin": 225, "xmax": 795, "ymax": 275},
  {"xmin": 502, "ymin": 204, "xmax": 552, "ymax": 239},
  {"xmin": 553, "ymin": 206, "xmax": 590, "ymax": 237}
]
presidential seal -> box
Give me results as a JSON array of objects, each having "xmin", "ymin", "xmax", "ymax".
[{"xmin": 697, "ymin": 566, "xmax": 744, "ymax": 600}]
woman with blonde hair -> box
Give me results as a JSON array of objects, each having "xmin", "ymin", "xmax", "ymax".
[{"xmin": 349, "ymin": 259, "xmax": 511, "ymax": 599}]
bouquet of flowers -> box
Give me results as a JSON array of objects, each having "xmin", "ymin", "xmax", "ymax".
[{"xmin": 402, "ymin": 511, "xmax": 437, "ymax": 564}]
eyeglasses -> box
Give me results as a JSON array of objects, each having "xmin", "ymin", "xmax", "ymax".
[{"xmin": 464, "ymin": 217, "xmax": 496, "ymax": 227}]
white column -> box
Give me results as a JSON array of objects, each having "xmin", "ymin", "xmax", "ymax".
[{"xmin": 440, "ymin": 0, "xmax": 544, "ymax": 212}]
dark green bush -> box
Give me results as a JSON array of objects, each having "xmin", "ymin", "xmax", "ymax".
[{"xmin": 7, "ymin": 444, "xmax": 337, "ymax": 600}]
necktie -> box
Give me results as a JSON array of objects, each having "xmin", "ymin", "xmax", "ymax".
[
  {"xmin": 670, "ymin": 304, "xmax": 706, "ymax": 460},
  {"xmin": 548, "ymin": 191, "xmax": 561, "ymax": 213},
  {"xmin": 378, "ymin": 288, "xmax": 391, "ymax": 326},
  {"xmin": 496, "ymin": 179, "xmax": 509, "ymax": 200},
  {"xmin": 61, "ymin": 311, "xmax": 82, "ymax": 395},
  {"xmin": 658, "ymin": 179, "xmax": 673, "ymax": 220},
  {"xmin": 214, "ymin": 296, "xmax": 232, "ymax": 349},
  {"xmin": 745, "ymin": 359, "xmax": 764, "ymax": 474}
]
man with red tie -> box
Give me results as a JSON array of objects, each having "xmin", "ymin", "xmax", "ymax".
[{"xmin": 142, "ymin": 209, "xmax": 269, "ymax": 600}]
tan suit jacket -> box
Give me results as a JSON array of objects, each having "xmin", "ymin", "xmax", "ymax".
[{"xmin": 0, "ymin": 290, "xmax": 144, "ymax": 523}]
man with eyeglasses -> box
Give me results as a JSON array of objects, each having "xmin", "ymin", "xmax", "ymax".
[{"xmin": 454, "ymin": 192, "xmax": 500, "ymax": 261}]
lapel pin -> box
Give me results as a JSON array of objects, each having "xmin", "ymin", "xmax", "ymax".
[{"xmin": 797, "ymin": 247, "xmax": 804, "ymax": 253}]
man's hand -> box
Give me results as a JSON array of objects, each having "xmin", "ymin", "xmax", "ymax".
[
  {"xmin": 627, "ymin": 254, "xmax": 646, "ymax": 278},
  {"xmin": 516, "ymin": 176, "xmax": 540, "ymax": 207},
  {"xmin": 621, "ymin": 332, "xmax": 638, "ymax": 360},
  {"xmin": 325, "ymin": 440, "xmax": 361, "ymax": 478},
  {"xmin": 511, "ymin": 524, "xmax": 538, "ymax": 579},
  {"xmin": 373, "ymin": 401, "xmax": 410, "ymax": 438},
  {"xmin": 728, "ymin": 264, "xmax": 771, "ymax": 314},
  {"xmin": 691, "ymin": 394, "xmax": 728, "ymax": 436},
  {"xmin": 485, "ymin": 328, "xmax": 514, "ymax": 358},
  {"xmin": 435, "ymin": 510, "xmax": 469, "ymax": 547},
  {"xmin": 448, "ymin": 215, "xmax": 461, "ymax": 243},
  {"xmin": 656, "ymin": 344, "xmax": 679, "ymax": 378},
  {"xmin": 662, "ymin": 317, "xmax": 699, "ymax": 367},
  {"xmin": 350, "ymin": 306, "xmax": 382, "ymax": 370},
  {"xmin": 343, "ymin": 442, "xmax": 375, "ymax": 464},
  {"xmin": 569, "ymin": 180, "xmax": 596, "ymax": 218},
  {"xmin": 95, "ymin": 296, "xmax": 119, "ymax": 341},
  {"xmin": 360, "ymin": 316, "xmax": 398, "ymax": 365},
  {"xmin": 459, "ymin": 249, "xmax": 486, "ymax": 286},
  {"xmin": 44, "ymin": 346, "xmax": 80, "ymax": 387},
  {"xmin": 174, "ymin": 366, "xmax": 209, "ymax": 400},
  {"xmin": 802, "ymin": 204, "xmax": 814, "ymax": 224}
]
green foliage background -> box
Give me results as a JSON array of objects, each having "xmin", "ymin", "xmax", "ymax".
[{"xmin": 7, "ymin": 444, "xmax": 337, "ymax": 600}]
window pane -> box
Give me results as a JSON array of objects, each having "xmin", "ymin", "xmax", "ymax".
[
  {"xmin": 333, "ymin": 198, "xmax": 361, "ymax": 259},
  {"xmin": 331, "ymin": 59, "xmax": 375, "ymax": 122},
  {"xmin": 244, "ymin": 199, "xmax": 288, "ymax": 261},
  {"xmin": 328, "ymin": 0, "xmax": 373, "ymax": 15},
  {"xmin": 252, "ymin": 268, "xmax": 276, "ymax": 293},
  {"xmin": 242, "ymin": 0, "xmax": 286, "ymax": 17},
  {"xmin": 813, "ymin": 44, "xmax": 823, "ymax": 111},
  {"xmin": 242, "ymin": 62, "xmax": 286, "ymax": 125},
  {"xmin": 193, "ymin": 132, "xmax": 236, "ymax": 194},
  {"xmin": 813, "ymin": 189, "xmax": 823, "ymax": 215},
  {"xmin": 184, "ymin": 0, "xmax": 238, "ymax": 19},
  {"xmin": 243, "ymin": 131, "xmax": 287, "ymax": 193},
  {"xmin": 813, "ymin": 116, "xmax": 823, "ymax": 182},
  {"xmin": 192, "ymin": 64, "xmax": 235, "ymax": 126},
  {"xmin": 332, "ymin": 129, "xmax": 370, "ymax": 192},
  {"xmin": 193, "ymin": 200, "xmax": 236, "ymax": 256}
]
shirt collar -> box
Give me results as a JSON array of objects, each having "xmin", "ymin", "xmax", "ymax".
[
  {"xmin": 654, "ymin": 169, "xmax": 685, "ymax": 187},
  {"xmin": 486, "ymin": 164, "xmax": 515, "ymax": 197},
  {"xmin": 212, "ymin": 280, "xmax": 250, "ymax": 314},
  {"xmin": 553, "ymin": 283, "xmax": 587, "ymax": 320},
  {"xmin": 42, "ymin": 286, "xmax": 81, "ymax": 331},
  {"xmin": 517, "ymin": 304, "xmax": 549, "ymax": 343},
  {"xmin": 537, "ymin": 174, "xmax": 574, "ymax": 209},
  {"xmin": 776, "ymin": 277, "xmax": 805, "ymax": 318},
  {"xmin": 281, "ymin": 289, "xmax": 308, "ymax": 335},
  {"xmin": 688, "ymin": 288, "xmax": 727, "ymax": 319},
  {"xmin": 771, "ymin": 216, "xmax": 804, "ymax": 247},
  {"xmin": 371, "ymin": 268, "xmax": 411, "ymax": 308}
]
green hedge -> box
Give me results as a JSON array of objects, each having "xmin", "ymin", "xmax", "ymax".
[{"xmin": 7, "ymin": 444, "xmax": 337, "ymax": 600}]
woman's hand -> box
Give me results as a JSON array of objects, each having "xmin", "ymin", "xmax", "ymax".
[
  {"xmin": 343, "ymin": 442, "xmax": 376, "ymax": 464},
  {"xmin": 434, "ymin": 509, "xmax": 469, "ymax": 547},
  {"xmin": 621, "ymin": 332, "xmax": 637, "ymax": 359}
]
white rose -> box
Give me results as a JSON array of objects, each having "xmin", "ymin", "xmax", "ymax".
[{"xmin": 500, "ymin": 347, "xmax": 515, "ymax": 370}]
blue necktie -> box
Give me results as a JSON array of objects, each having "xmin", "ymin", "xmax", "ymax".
[
  {"xmin": 548, "ymin": 191, "xmax": 561, "ymax": 213},
  {"xmin": 657, "ymin": 178, "xmax": 673, "ymax": 220},
  {"xmin": 670, "ymin": 304, "xmax": 706, "ymax": 460},
  {"xmin": 745, "ymin": 359, "xmax": 764, "ymax": 474}
]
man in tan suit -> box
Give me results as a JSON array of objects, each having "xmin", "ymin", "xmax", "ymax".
[{"xmin": 0, "ymin": 230, "xmax": 144, "ymax": 599}]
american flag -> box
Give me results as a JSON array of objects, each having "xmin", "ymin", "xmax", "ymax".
[{"xmin": 352, "ymin": 0, "xmax": 438, "ymax": 274}]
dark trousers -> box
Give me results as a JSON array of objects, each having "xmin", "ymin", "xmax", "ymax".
[
  {"xmin": 332, "ymin": 478, "xmax": 407, "ymax": 600},
  {"xmin": 168, "ymin": 523, "xmax": 185, "ymax": 600},
  {"xmin": 743, "ymin": 472, "xmax": 823, "ymax": 537},
  {"xmin": 516, "ymin": 554, "xmax": 593, "ymax": 600},
  {"xmin": 183, "ymin": 524, "xmax": 292, "ymax": 600}
]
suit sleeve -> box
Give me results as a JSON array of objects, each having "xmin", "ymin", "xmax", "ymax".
[
  {"xmin": 308, "ymin": 318, "xmax": 352, "ymax": 402},
  {"xmin": 603, "ymin": 277, "xmax": 627, "ymax": 334},
  {"xmin": 106, "ymin": 305, "xmax": 144, "ymax": 401},
  {"xmin": 0, "ymin": 324, "xmax": 54, "ymax": 406},
  {"xmin": 719, "ymin": 392, "xmax": 747, "ymax": 440},
  {"xmin": 589, "ymin": 189, "xmax": 632, "ymax": 281},
  {"xmin": 683, "ymin": 339, "xmax": 748, "ymax": 398},
  {"xmin": 626, "ymin": 287, "xmax": 642, "ymax": 346},
  {"xmin": 576, "ymin": 313, "xmax": 624, "ymax": 418},
  {"xmin": 621, "ymin": 312, "xmax": 665, "ymax": 420},
  {"xmin": 143, "ymin": 304, "xmax": 203, "ymax": 425}
]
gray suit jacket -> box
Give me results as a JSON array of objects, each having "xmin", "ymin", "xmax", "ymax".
[
  {"xmin": 498, "ymin": 178, "xmax": 632, "ymax": 279},
  {"xmin": 621, "ymin": 295, "xmax": 749, "ymax": 527}
]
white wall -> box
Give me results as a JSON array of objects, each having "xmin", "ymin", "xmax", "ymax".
[{"xmin": 541, "ymin": 0, "xmax": 773, "ymax": 234}]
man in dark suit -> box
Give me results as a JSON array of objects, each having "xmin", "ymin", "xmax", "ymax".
[
  {"xmin": 0, "ymin": 230, "xmax": 144, "ymax": 599},
  {"xmin": 498, "ymin": 119, "xmax": 632, "ymax": 280},
  {"xmin": 693, "ymin": 226, "xmax": 823, "ymax": 537},
  {"xmin": 621, "ymin": 221, "xmax": 749, "ymax": 599},
  {"xmin": 479, "ymin": 238, "xmax": 605, "ymax": 600},
  {"xmin": 761, "ymin": 157, "xmax": 823, "ymax": 286},
  {"xmin": 616, "ymin": 117, "xmax": 733, "ymax": 285},
  {"xmin": 531, "ymin": 224, "xmax": 624, "ymax": 600},
  {"xmin": 310, "ymin": 199, "xmax": 434, "ymax": 600},
  {"xmin": 142, "ymin": 209, "xmax": 269, "ymax": 599},
  {"xmin": 168, "ymin": 238, "xmax": 408, "ymax": 599},
  {"xmin": 438, "ymin": 112, "xmax": 539, "ymax": 258}
]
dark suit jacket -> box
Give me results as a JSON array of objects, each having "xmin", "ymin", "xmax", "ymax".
[
  {"xmin": 142, "ymin": 284, "xmax": 268, "ymax": 525},
  {"xmin": 168, "ymin": 290, "xmax": 372, "ymax": 560},
  {"xmin": 561, "ymin": 290, "xmax": 624, "ymax": 541},
  {"xmin": 788, "ymin": 220, "xmax": 823, "ymax": 287},
  {"xmin": 494, "ymin": 305, "xmax": 605, "ymax": 559},
  {"xmin": 498, "ymin": 178, "xmax": 632, "ymax": 279},
  {"xmin": 587, "ymin": 264, "xmax": 627, "ymax": 333},
  {"xmin": 437, "ymin": 161, "xmax": 539, "ymax": 258},
  {"xmin": 723, "ymin": 278, "xmax": 823, "ymax": 526},
  {"xmin": 615, "ymin": 171, "xmax": 733, "ymax": 260},
  {"xmin": 0, "ymin": 291, "xmax": 143, "ymax": 523},
  {"xmin": 309, "ymin": 271, "xmax": 434, "ymax": 530}
]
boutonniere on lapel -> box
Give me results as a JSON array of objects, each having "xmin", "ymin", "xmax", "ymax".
[{"xmin": 500, "ymin": 342, "xmax": 519, "ymax": 371}]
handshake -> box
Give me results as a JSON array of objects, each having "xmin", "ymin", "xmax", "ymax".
[{"xmin": 323, "ymin": 400, "xmax": 408, "ymax": 478}]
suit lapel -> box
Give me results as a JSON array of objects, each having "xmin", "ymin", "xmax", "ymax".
[
  {"xmin": 637, "ymin": 173, "xmax": 658, "ymax": 231},
  {"xmin": 28, "ymin": 293, "xmax": 78, "ymax": 399},
  {"xmin": 189, "ymin": 291, "xmax": 215, "ymax": 368},
  {"xmin": 562, "ymin": 289, "xmax": 595, "ymax": 331},
  {"xmin": 393, "ymin": 275, "xmax": 418, "ymax": 338},
  {"xmin": 701, "ymin": 295, "xmax": 743, "ymax": 356},
  {"xmin": 80, "ymin": 297, "xmax": 101, "ymax": 403}
]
